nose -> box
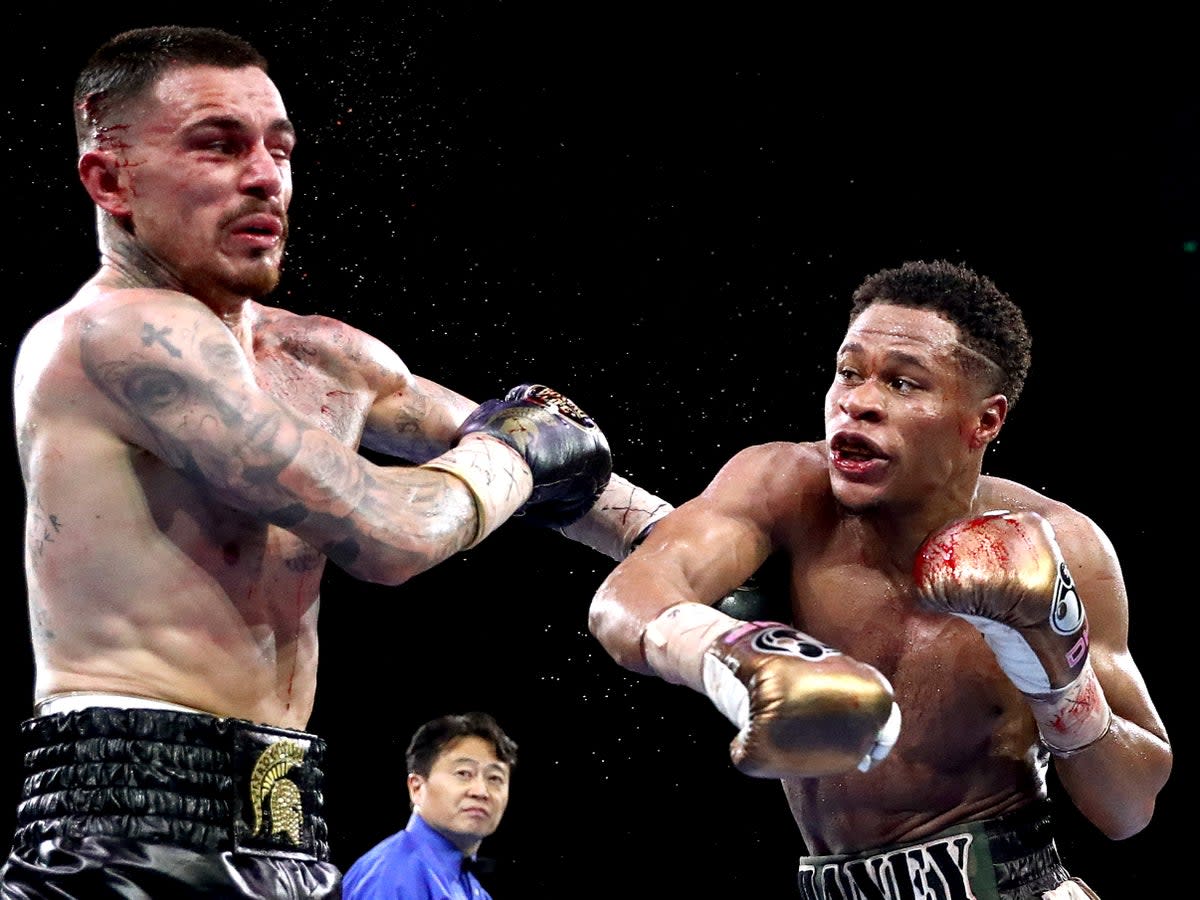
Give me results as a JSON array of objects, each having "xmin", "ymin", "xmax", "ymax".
[
  {"xmin": 466, "ymin": 775, "xmax": 490, "ymax": 799},
  {"xmin": 839, "ymin": 379, "xmax": 885, "ymax": 421},
  {"xmin": 239, "ymin": 142, "xmax": 284, "ymax": 199}
]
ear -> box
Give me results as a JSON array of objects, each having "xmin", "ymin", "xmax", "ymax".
[
  {"xmin": 969, "ymin": 393, "xmax": 1008, "ymax": 450},
  {"xmin": 406, "ymin": 773, "xmax": 424, "ymax": 807},
  {"xmin": 78, "ymin": 150, "xmax": 132, "ymax": 218}
]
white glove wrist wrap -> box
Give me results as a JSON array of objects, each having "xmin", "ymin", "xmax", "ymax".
[
  {"xmin": 701, "ymin": 653, "xmax": 751, "ymax": 728},
  {"xmin": 642, "ymin": 602, "xmax": 740, "ymax": 694},
  {"xmin": 419, "ymin": 436, "xmax": 533, "ymax": 548},
  {"xmin": 554, "ymin": 474, "xmax": 673, "ymax": 560},
  {"xmin": 1027, "ymin": 657, "xmax": 1113, "ymax": 755}
]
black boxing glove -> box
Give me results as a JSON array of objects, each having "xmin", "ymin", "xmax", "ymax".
[{"xmin": 455, "ymin": 384, "xmax": 612, "ymax": 528}]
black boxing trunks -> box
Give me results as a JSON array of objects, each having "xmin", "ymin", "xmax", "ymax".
[
  {"xmin": 796, "ymin": 802, "xmax": 1078, "ymax": 900},
  {"xmin": 0, "ymin": 706, "xmax": 341, "ymax": 899}
]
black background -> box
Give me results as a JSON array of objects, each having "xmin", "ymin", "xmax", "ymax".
[{"xmin": 2, "ymin": 4, "xmax": 1195, "ymax": 897}]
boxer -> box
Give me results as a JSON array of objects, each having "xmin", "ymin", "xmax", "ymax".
[
  {"xmin": 2, "ymin": 25, "xmax": 669, "ymax": 899},
  {"xmin": 589, "ymin": 259, "xmax": 1170, "ymax": 898}
]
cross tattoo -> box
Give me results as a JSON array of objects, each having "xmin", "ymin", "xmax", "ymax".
[{"xmin": 142, "ymin": 323, "xmax": 181, "ymax": 358}]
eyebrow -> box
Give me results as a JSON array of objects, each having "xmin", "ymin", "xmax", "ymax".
[
  {"xmin": 450, "ymin": 757, "xmax": 508, "ymax": 774},
  {"xmin": 184, "ymin": 115, "xmax": 296, "ymax": 139},
  {"xmin": 837, "ymin": 342, "xmax": 934, "ymax": 371}
]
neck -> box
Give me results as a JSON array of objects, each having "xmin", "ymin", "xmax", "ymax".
[
  {"xmin": 96, "ymin": 214, "xmax": 253, "ymax": 317},
  {"xmin": 849, "ymin": 482, "xmax": 985, "ymax": 573},
  {"xmin": 416, "ymin": 812, "xmax": 483, "ymax": 856}
]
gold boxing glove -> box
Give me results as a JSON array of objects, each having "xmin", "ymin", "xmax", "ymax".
[
  {"xmin": 914, "ymin": 509, "xmax": 1112, "ymax": 756},
  {"xmin": 644, "ymin": 604, "xmax": 900, "ymax": 778}
]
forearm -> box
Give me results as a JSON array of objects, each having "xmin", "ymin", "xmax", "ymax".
[
  {"xmin": 589, "ymin": 561, "xmax": 695, "ymax": 673},
  {"xmin": 284, "ymin": 435, "xmax": 533, "ymax": 585},
  {"xmin": 554, "ymin": 473, "xmax": 673, "ymax": 560},
  {"xmin": 1053, "ymin": 714, "xmax": 1172, "ymax": 839}
]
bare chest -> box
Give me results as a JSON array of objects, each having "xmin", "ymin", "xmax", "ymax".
[{"xmin": 791, "ymin": 562, "xmax": 1017, "ymax": 747}]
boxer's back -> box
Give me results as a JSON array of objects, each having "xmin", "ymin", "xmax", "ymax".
[{"xmin": 14, "ymin": 284, "xmax": 377, "ymax": 729}]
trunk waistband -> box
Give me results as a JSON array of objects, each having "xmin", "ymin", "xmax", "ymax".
[
  {"xmin": 33, "ymin": 691, "xmax": 212, "ymax": 717},
  {"xmin": 797, "ymin": 803, "xmax": 1069, "ymax": 900},
  {"xmin": 14, "ymin": 706, "xmax": 330, "ymax": 862}
]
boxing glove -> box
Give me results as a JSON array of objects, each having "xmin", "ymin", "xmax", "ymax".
[
  {"xmin": 644, "ymin": 603, "xmax": 901, "ymax": 778},
  {"xmin": 456, "ymin": 384, "xmax": 612, "ymax": 528},
  {"xmin": 914, "ymin": 510, "xmax": 1112, "ymax": 756}
]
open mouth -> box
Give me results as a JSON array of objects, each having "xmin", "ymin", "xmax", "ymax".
[{"xmin": 830, "ymin": 431, "xmax": 887, "ymax": 463}]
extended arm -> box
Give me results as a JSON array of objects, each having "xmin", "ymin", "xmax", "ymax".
[
  {"xmin": 77, "ymin": 292, "xmax": 613, "ymax": 585},
  {"xmin": 590, "ymin": 446, "xmax": 900, "ymax": 778},
  {"xmin": 367, "ymin": 369, "xmax": 674, "ymax": 560}
]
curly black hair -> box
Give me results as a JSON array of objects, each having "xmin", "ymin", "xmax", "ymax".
[{"xmin": 849, "ymin": 260, "xmax": 1032, "ymax": 409}]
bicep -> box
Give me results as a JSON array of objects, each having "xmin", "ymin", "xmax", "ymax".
[
  {"xmin": 79, "ymin": 295, "xmax": 358, "ymax": 522},
  {"xmin": 637, "ymin": 495, "xmax": 772, "ymax": 602},
  {"xmin": 1059, "ymin": 512, "xmax": 1168, "ymax": 741},
  {"xmin": 612, "ymin": 451, "xmax": 777, "ymax": 607},
  {"xmin": 362, "ymin": 373, "xmax": 478, "ymax": 463}
]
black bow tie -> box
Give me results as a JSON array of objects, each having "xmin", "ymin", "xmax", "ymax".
[{"xmin": 461, "ymin": 856, "xmax": 497, "ymax": 876}]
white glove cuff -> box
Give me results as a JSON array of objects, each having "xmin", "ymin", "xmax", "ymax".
[
  {"xmin": 553, "ymin": 473, "xmax": 673, "ymax": 560},
  {"xmin": 642, "ymin": 602, "xmax": 739, "ymax": 693},
  {"xmin": 857, "ymin": 702, "xmax": 903, "ymax": 772},
  {"xmin": 1028, "ymin": 657, "xmax": 1113, "ymax": 756},
  {"xmin": 701, "ymin": 653, "xmax": 750, "ymax": 728},
  {"xmin": 419, "ymin": 436, "xmax": 533, "ymax": 548}
]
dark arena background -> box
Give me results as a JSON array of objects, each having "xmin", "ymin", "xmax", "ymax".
[{"xmin": 2, "ymin": 4, "xmax": 1194, "ymax": 897}]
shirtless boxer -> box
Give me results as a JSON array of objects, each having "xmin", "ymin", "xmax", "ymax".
[
  {"xmin": 589, "ymin": 260, "xmax": 1172, "ymax": 899},
  {"xmin": 0, "ymin": 25, "xmax": 671, "ymax": 899}
]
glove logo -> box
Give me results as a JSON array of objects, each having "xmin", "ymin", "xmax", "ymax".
[
  {"xmin": 751, "ymin": 626, "xmax": 838, "ymax": 662},
  {"xmin": 522, "ymin": 385, "xmax": 596, "ymax": 429},
  {"xmin": 1050, "ymin": 561, "xmax": 1085, "ymax": 637}
]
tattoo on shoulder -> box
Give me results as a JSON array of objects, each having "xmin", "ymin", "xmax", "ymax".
[{"xmin": 141, "ymin": 323, "xmax": 181, "ymax": 357}]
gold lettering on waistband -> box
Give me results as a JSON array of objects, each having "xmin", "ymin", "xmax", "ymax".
[{"xmin": 248, "ymin": 738, "xmax": 306, "ymax": 845}]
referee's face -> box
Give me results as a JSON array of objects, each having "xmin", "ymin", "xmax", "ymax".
[{"xmin": 409, "ymin": 735, "xmax": 511, "ymax": 853}]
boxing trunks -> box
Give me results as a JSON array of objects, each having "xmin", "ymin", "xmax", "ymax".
[
  {"xmin": 797, "ymin": 802, "xmax": 1080, "ymax": 900},
  {"xmin": 0, "ymin": 703, "xmax": 341, "ymax": 899}
]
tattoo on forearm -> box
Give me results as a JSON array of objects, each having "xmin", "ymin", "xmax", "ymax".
[{"xmin": 391, "ymin": 389, "xmax": 429, "ymax": 437}]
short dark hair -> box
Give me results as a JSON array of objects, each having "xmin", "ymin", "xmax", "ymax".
[
  {"xmin": 849, "ymin": 259, "xmax": 1032, "ymax": 409},
  {"xmin": 74, "ymin": 25, "xmax": 268, "ymax": 151},
  {"xmin": 406, "ymin": 712, "xmax": 518, "ymax": 778}
]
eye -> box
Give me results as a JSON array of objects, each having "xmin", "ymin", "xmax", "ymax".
[
  {"xmin": 269, "ymin": 141, "xmax": 294, "ymax": 162},
  {"xmin": 205, "ymin": 139, "xmax": 240, "ymax": 155},
  {"xmin": 836, "ymin": 366, "xmax": 861, "ymax": 383},
  {"xmin": 487, "ymin": 774, "xmax": 506, "ymax": 786},
  {"xmin": 890, "ymin": 377, "xmax": 918, "ymax": 394}
]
